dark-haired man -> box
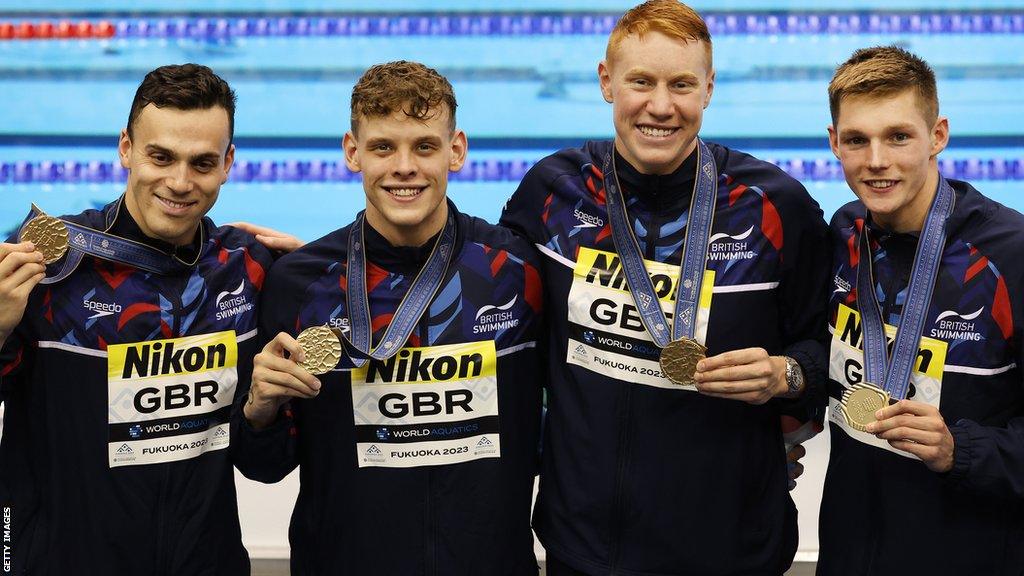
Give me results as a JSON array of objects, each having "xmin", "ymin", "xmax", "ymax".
[
  {"xmin": 0, "ymin": 63, "xmax": 270, "ymax": 574},
  {"xmin": 233, "ymin": 60, "xmax": 544, "ymax": 575},
  {"xmin": 819, "ymin": 45, "xmax": 1024, "ymax": 576}
]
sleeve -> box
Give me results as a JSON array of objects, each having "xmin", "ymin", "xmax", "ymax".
[
  {"xmin": 0, "ymin": 330, "xmax": 27, "ymax": 406},
  {"xmin": 943, "ymin": 261, "xmax": 1024, "ymax": 500},
  {"xmin": 498, "ymin": 161, "xmax": 553, "ymax": 247},
  {"xmin": 945, "ymin": 416, "xmax": 1024, "ymax": 499},
  {"xmin": 230, "ymin": 267, "xmax": 300, "ymax": 484},
  {"xmin": 773, "ymin": 179, "xmax": 833, "ymax": 433}
]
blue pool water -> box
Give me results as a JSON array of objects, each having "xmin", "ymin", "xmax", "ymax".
[{"xmin": 2, "ymin": 3, "xmax": 1021, "ymax": 242}]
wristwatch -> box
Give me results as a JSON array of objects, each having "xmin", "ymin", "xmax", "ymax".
[{"xmin": 783, "ymin": 356, "xmax": 805, "ymax": 396}]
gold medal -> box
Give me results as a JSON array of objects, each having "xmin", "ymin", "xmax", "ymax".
[
  {"xmin": 296, "ymin": 325, "xmax": 342, "ymax": 376},
  {"xmin": 659, "ymin": 337, "xmax": 707, "ymax": 386},
  {"xmin": 20, "ymin": 212, "xmax": 69, "ymax": 264},
  {"xmin": 840, "ymin": 383, "xmax": 891, "ymax": 432}
]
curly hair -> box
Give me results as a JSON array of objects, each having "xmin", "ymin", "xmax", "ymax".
[{"xmin": 350, "ymin": 60, "xmax": 457, "ymax": 134}]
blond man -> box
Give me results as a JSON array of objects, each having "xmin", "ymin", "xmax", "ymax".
[
  {"xmin": 820, "ymin": 45, "xmax": 1024, "ymax": 576},
  {"xmin": 233, "ymin": 61, "xmax": 546, "ymax": 575}
]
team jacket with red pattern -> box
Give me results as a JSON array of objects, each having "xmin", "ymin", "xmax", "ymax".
[
  {"xmin": 819, "ymin": 180, "xmax": 1024, "ymax": 576},
  {"xmin": 232, "ymin": 202, "xmax": 544, "ymax": 576},
  {"xmin": 499, "ymin": 140, "xmax": 831, "ymax": 576},
  {"xmin": 0, "ymin": 199, "xmax": 272, "ymax": 576}
]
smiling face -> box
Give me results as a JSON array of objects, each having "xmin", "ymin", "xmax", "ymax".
[
  {"xmin": 599, "ymin": 30, "xmax": 714, "ymax": 175},
  {"xmin": 829, "ymin": 89, "xmax": 948, "ymax": 233},
  {"xmin": 343, "ymin": 107, "xmax": 467, "ymax": 246},
  {"xmin": 118, "ymin": 104, "xmax": 234, "ymax": 246}
]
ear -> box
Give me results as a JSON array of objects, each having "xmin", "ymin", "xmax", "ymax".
[
  {"xmin": 221, "ymin": 143, "xmax": 235, "ymax": 182},
  {"xmin": 448, "ymin": 129, "xmax": 468, "ymax": 172},
  {"xmin": 930, "ymin": 116, "xmax": 949, "ymax": 158},
  {"xmin": 118, "ymin": 129, "xmax": 132, "ymax": 169},
  {"xmin": 703, "ymin": 69, "xmax": 715, "ymax": 109},
  {"xmin": 343, "ymin": 132, "xmax": 361, "ymax": 173},
  {"xmin": 598, "ymin": 60, "xmax": 613, "ymax": 103},
  {"xmin": 827, "ymin": 124, "xmax": 841, "ymax": 160}
]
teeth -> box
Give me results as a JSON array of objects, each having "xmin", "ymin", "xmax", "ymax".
[
  {"xmin": 388, "ymin": 188, "xmax": 422, "ymax": 197},
  {"xmin": 160, "ymin": 197, "xmax": 191, "ymax": 209},
  {"xmin": 867, "ymin": 180, "xmax": 896, "ymax": 188},
  {"xmin": 638, "ymin": 125, "xmax": 675, "ymax": 137}
]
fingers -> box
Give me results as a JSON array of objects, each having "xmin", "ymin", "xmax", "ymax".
[
  {"xmin": 1, "ymin": 255, "xmax": 46, "ymax": 288},
  {"xmin": 0, "ymin": 241, "xmax": 40, "ymax": 259},
  {"xmin": 226, "ymin": 221, "xmax": 271, "ymax": 235},
  {"xmin": 264, "ymin": 331, "xmax": 305, "ymax": 362},
  {"xmin": 787, "ymin": 443, "xmax": 807, "ymax": 464},
  {"xmin": 255, "ymin": 332, "xmax": 322, "ymax": 395},
  {"xmin": 0, "ymin": 245, "xmax": 45, "ymax": 277},
  {"xmin": 874, "ymin": 425, "xmax": 944, "ymax": 446},
  {"xmin": 227, "ymin": 222, "xmax": 305, "ymax": 253},
  {"xmin": 256, "ymin": 234, "xmax": 304, "ymax": 253},
  {"xmin": 866, "ymin": 410, "xmax": 946, "ymax": 436},
  {"xmin": 874, "ymin": 398, "xmax": 939, "ymax": 421},
  {"xmin": 697, "ymin": 347, "xmax": 768, "ymax": 372},
  {"xmin": 788, "ymin": 461, "xmax": 805, "ymax": 481},
  {"xmin": 253, "ymin": 357, "xmax": 321, "ymax": 398}
]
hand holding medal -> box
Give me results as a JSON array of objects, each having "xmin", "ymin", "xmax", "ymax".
[
  {"xmin": 244, "ymin": 331, "xmax": 325, "ymax": 430},
  {"xmin": 862, "ymin": 398, "xmax": 956, "ymax": 473},
  {"xmin": 0, "ymin": 241, "xmax": 47, "ymax": 347}
]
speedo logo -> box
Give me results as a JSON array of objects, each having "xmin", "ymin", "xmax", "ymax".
[
  {"xmin": 215, "ymin": 280, "xmax": 252, "ymax": 320},
  {"xmin": 355, "ymin": 341, "xmax": 497, "ymax": 385},
  {"xmin": 573, "ymin": 205, "xmax": 605, "ymax": 229},
  {"xmin": 708, "ymin": 226, "xmax": 756, "ymax": 261},
  {"xmin": 930, "ymin": 306, "xmax": 984, "ymax": 342},
  {"xmin": 833, "ymin": 274, "xmax": 852, "ymax": 295},
  {"xmin": 473, "ymin": 295, "xmax": 520, "ymax": 334},
  {"xmin": 83, "ymin": 298, "xmax": 122, "ymax": 319},
  {"xmin": 328, "ymin": 317, "xmax": 352, "ymax": 335},
  {"xmin": 120, "ymin": 340, "xmax": 229, "ymax": 379}
]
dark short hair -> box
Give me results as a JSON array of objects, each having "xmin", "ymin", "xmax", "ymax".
[
  {"xmin": 828, "ymin": 46, "xmax": 938, "ymax": 126},
  {"xmin": 350, "ymin": 60, "xmax": 457, "ymax": 135},
  {"xmin": 126, "ymin": 63, "xmax": 237, "ymax": 145}
]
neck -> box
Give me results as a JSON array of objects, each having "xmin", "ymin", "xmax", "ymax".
[
  {"xmin": 123, "ymin": 191, "xmax": 197, "ymax": 247},
  {"xmin": 367, "ymin": 201, "xmax": 449, "ymax": 248}
]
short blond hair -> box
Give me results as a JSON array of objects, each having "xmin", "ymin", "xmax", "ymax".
[
  {"xmin": 606, "ymin": 0, "xmax": 712, "ymax": 67},
  {"xmin": 828, "ymin": 46, "xmax": 938, "ymax": 126}
]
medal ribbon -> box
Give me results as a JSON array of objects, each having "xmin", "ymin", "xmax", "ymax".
[
  {"xmin": 18, "ymin": 197, "xmax": 198, "ymax": 284},
  {"xmin": 602, "ymin": 139, "xmax": 718, "ymax": 347},
  {"xmin": 342, "ymin": 202, "xmax": 457, "ymax": 367},
  {"xmin": 856, "ymin": 175, "xmax": 955, "ymax": 400}
]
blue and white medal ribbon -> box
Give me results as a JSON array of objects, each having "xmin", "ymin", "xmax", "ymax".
[
  {"xmin": 856, "ymin": 176, "xmax": 955, "ymax": 401},
  {"xmin": 602, "ymin": 140, "xmax": 718, "ymax": 384},
  {"xmin": 17, "ymin": 197, "xmax": 199, "ymax": 284},
  {"xmin": 342, "ymin": 204, "xmax": 457, "ymax": 367}
]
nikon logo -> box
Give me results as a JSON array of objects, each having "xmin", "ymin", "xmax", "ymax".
[
  {"xmin": 366, "ymin": 349, "xmax": 484, "ymax": 384},
  {"xmin": 584, "ymin": 251, "xmax": 678, "ymax": 301},
  {"xmin": 122, "ymin": 341, "xmax": 228, "ymax": 379}
]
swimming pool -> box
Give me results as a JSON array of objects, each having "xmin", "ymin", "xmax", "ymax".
[{"xmin": 2, "ymin": 2, "xmax": 1022, "ymax": 239}]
